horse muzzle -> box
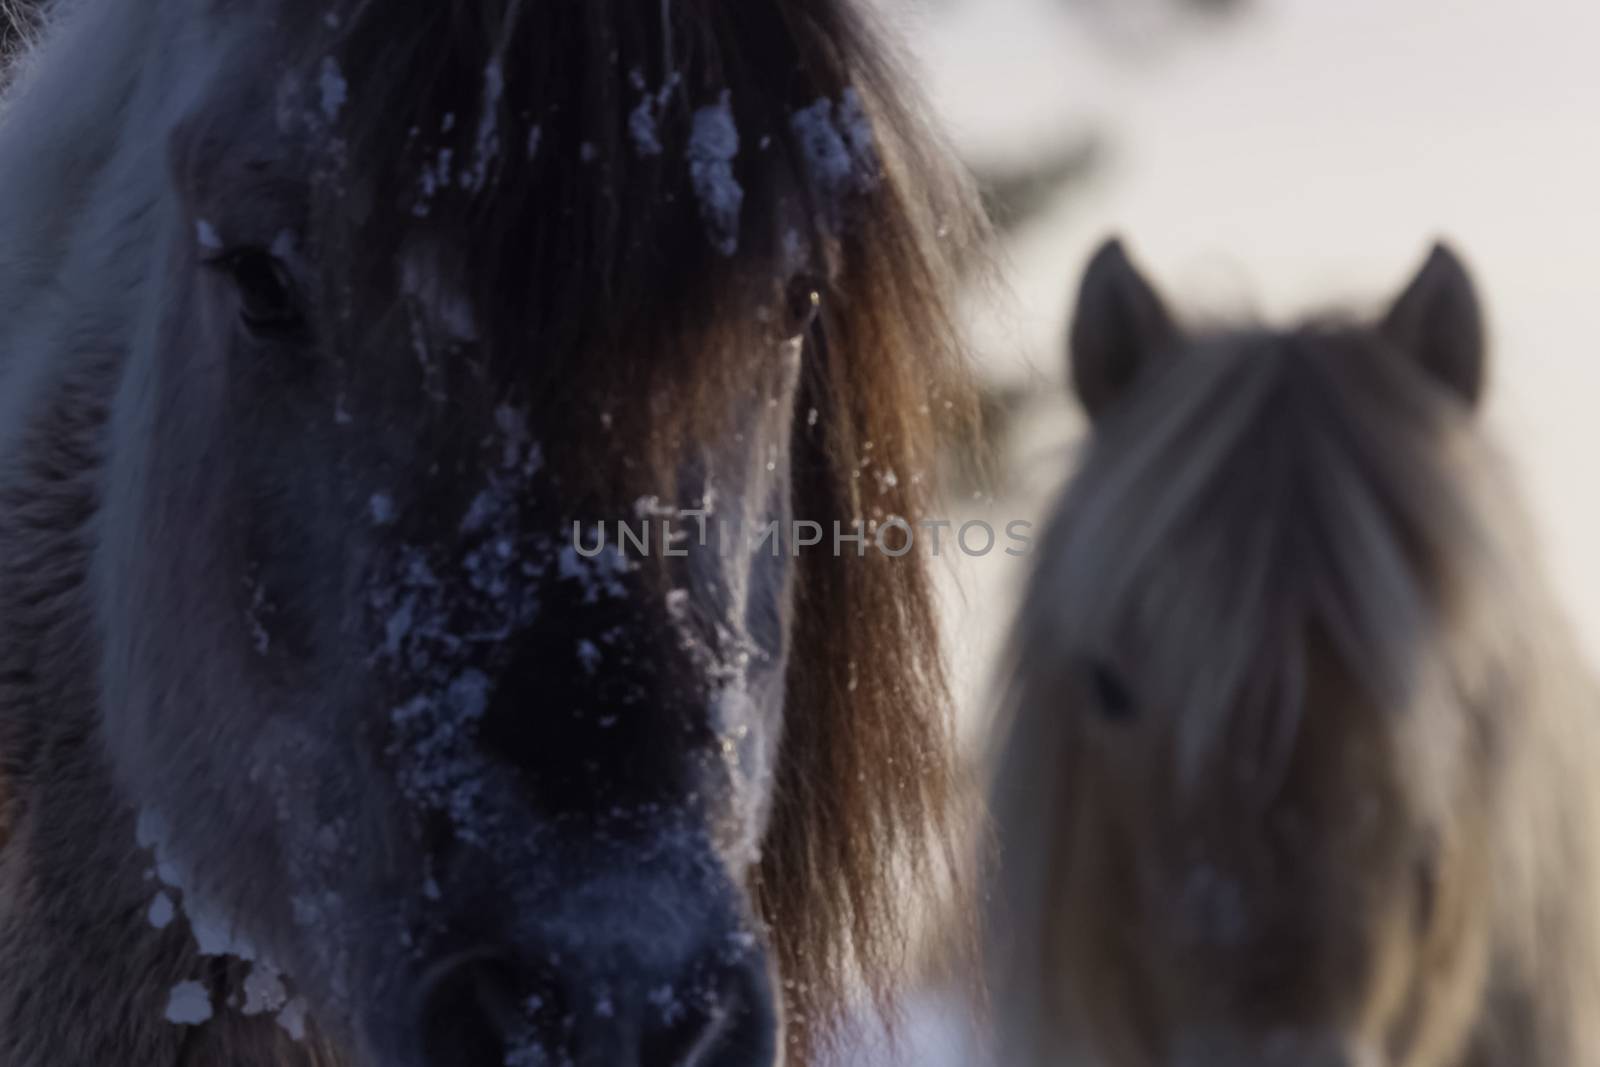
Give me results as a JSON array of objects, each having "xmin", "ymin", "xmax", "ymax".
[
  {"xmin": 391, "ymin": 865, "xmax": 781, "ymax": 1067},
  {"xmin": 416, "ymin": 942, "xmax": 778, "ymax": 1067}
]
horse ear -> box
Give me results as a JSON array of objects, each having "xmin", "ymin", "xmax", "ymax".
[
  {"xmin": 1381, "ymin": 243, "xmax": 1486, "ymax": 408},
  {"xmin": 1069, "ymin": 238, "xmax": 1179, "ymax": 421}
]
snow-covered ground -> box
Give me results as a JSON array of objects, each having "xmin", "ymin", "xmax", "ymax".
[{"xmin": 841, "ymin": 0, "xmax": 1600, "ymax": 1061}]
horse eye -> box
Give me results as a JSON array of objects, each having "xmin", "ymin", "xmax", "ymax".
[
  {"xmin": 784, "ymin": 274, "xmax": 823, "ymax": 337},
  {"xmin": 1087, "ymin": 659, "xmax": 1136, "ymax": 722},
  {"xmin": 1415, "ymin": 840, "xmax": 1440, "ymax": 931},
  {"xmin": 215, "ymin": 248, "xmax": 304, "ymax": 336}
]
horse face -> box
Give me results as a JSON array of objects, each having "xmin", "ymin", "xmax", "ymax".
[
  {"xmin": 93, "ymin": 19, "xmax": 814, "ymax": 1065},
  {"xmin": 1053, "ymin": 634, "xmax": 1495, "ymax": 1067},
  {"xmin": 1014, "ymin": 240, "xmax": 1504, "ymax": 1067}
]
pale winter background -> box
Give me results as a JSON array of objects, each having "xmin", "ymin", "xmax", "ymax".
[{"xmin": 839, "ymin": 0, "xmax": 1600, "ymax": 1061}]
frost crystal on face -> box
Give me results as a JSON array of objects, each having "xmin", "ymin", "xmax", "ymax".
[
  {"xmin": 136, "ymin": 806, "xmax": 167, "ymax": 851},
  {"xmin": 649, "ymin": 984, "xmax": 687, "ymax": 1026},
  {"xmin": 276, "ymin": 996, "xmax": 310, "ymax": 1041},
  {"xmin": 370, "ymin": 406, "xmax": 552, "ymax": 840},
  {"xmin": 628, "ymin": 71, "xmax": 680, "ymax": 158},
  {"xmin": 401, "ymin": 246, "xmax": 480, "ymax": 344},
  {"xmin": 196, "ymin": 220, "xmax": 222, "ymax": 251},
  {"xmin": 271, "ymin": 229, "xmax": 298, "ymax": 262},
  {"xmin": 185, "ymin": 891, "xmax": 262, "ymax": 961},
  {"xmin": 318, "ymin": 57, "xmax": 347, "ymax": 122},
  {"xmin": 413, "ymin": 140, "xmax": 459, "ymax": 218},
  {"xmin": 388, "ymin": 670, "xmax": 492, "ymax": 829},
  {"xmin": 557, "ymin": 543, "xmax": 630, "ymax": 604},
  {"xmin": 461, "ymin": 60, "xmax": 504, "ymax": 194},
  {"xmin": 629, "ymin": 98, "xmax": 662, "ymax": 156},
  {"xmin": 688, "ymin": 92, "xmax": 743, "ymax": 257},
  {"xmin": 164, "ymin": 982, "xmax": 214, "ymax": 1026},
  {"xmin": 369, "ymin": 492, "xmax": 396, "ymax": 526},
  {"xmin": 136, "ymin": 806, "xmax": 185, "ymax": 887},
  {"xmin": 836, "ymin": 88, "xmax": 876, "ymax": 162},
  {"xmin": 241, "ymin": 962, "xmax": 290, "ymax": 1016},
  {"xmin": 781, "ymin": 228, "xmax": 810, "ymax": 276},
  {"xmin": 790, "ymin": 88, "xmax": 878, "ymax": 223},
  {"xmin": 139, "ymin": 804, "xmax": 310, "ymax": 1033},
  {"xmin": 504, "ymin": 1039, "xmax": 545, "ymax": 1067},
  {"xmin": 460, "ymin": 491, "xmax": 497, "ymax": 535}
]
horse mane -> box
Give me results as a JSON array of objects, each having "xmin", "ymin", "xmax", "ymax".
[
  {"xmin": 0, "ymin": 1, "xmax": 43, "ymax": 59},
  {"xmin": 994, "ymin": 317, "xmax": 1600, "ymax": 1061},
  {"xmin": 278, "ymin": 0, "xmax": 986, "ymax": 1058}
]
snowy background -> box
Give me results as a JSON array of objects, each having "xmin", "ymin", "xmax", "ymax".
[{"xmin": 842, "ymin": 0, "xmax": 1600, "ymax": 1061}]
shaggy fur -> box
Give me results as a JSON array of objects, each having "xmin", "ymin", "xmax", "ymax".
[
  {"xmin": 0, "ymin": 1, "xmax": 981, "ymax": 1064},
  {"xmin": 990, "ymin": 241, "xmax": 1600, "ymax": 1066}
]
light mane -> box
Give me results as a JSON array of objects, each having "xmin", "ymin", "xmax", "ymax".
[{"xmin": 995, "ymin": 319, "xmax": 1600, "ymax": 1063}]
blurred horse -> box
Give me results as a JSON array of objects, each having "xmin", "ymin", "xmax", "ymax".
[
  {"xmin": 990, "ymin": 240, "xmax": 1600, "ymax": 1066},
  {"xmin": 0, "ymin": 1, "xmax": 980, "ymax": 1064}
]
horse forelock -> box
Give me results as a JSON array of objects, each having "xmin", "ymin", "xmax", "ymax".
[{"xmin": 1021, "ymin": 326, "xmax": 1526, "ymax": 801}]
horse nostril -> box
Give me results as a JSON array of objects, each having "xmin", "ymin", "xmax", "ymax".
[
  {"xmin": 641, "ymin": 952, "xmax": 778, "ymax": 1067},
  {"xmin": 416, "ymin": 940, "xmax": 777, "ymax": 1067},
  {"xmin": 419, "ymin": 953, "xmax": 561, "ymax": 1067}
]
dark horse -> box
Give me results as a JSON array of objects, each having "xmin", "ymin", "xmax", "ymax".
[
  {"xmin": 0, "ymin": 2, "xmax": 980, "ymax": 1065},
  {"xmin": 990, "ymin": 241, "xmax": 1600, "ymax": 1066}
]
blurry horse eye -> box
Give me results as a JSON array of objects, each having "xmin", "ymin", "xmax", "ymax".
[
  {"xmin": 214, "ymin": 248, "xmax": 304, "ymax": 336},
  {"xmin": 784, "ymin": 274, "xmax": 823, "ymax": 337},
  {"xmin": 1088, "ymin": 659, "xmax": 1136, "ymax": 722},
  {"xmin": 1415, "ymin": 841, "xmax": 1440, "ymax": 931}
]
